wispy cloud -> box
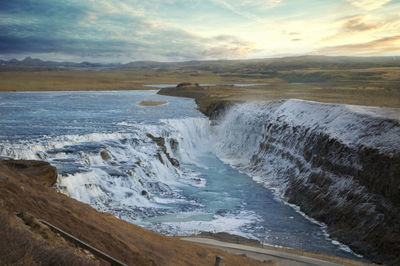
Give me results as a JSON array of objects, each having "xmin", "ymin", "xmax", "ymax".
[
  {"xmin": 211, "ymin": 0, "xmax": 282, "ymax": 21},
  {"xmin": 234, "ymin": 0, "xmax": 282, "ymax": 10},
  {"xmin": 346, "ymin": 0, "xmax": 392, "ymax": 11},
  {"xmin": 316, "ymin": 35, "xmax": 400, "ymax": 55},
  {"xmin": 317, "ymin": 12, "xmax": 400, "ymax": 49},
  {"xmin": 340, "ymin": 15, "xmax": 380, "ymax": 32}
]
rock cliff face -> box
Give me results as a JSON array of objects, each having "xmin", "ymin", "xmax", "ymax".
[
  {"xmin": 213, "ymin": 100, "xmax": 400, "ymax": 265},
  {"xmin": 258, "ymin": 121, "xmax": 400, "ymax": 264}
]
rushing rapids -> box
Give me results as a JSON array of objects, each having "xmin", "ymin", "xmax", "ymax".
[{"xmin": 1, "ymin": 91, "xmax": 399, "ymax": 264}]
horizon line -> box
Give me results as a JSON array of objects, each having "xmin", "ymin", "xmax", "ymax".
[{"xmin": 1, "ymin": 54, "xmax": 400, "ymax": 65}]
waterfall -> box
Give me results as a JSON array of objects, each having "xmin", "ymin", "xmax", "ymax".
[{"xmin": 0, "ymin": 117, "xmax": 212, "ymax": 220}]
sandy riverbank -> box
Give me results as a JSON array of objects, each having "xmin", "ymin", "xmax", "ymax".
[{"xmin": 137, "ymin": 100, "xmax": 168, "ymax": 106}]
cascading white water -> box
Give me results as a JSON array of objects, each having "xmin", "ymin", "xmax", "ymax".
[
  {"xmin": 213, "ymin": 99, "xmax": 400, "ymax": 196},
  {"xmin": 0, "ymin": 117, "xmax": 212, "ymax": 219},
  {"xmin": 161, "ymin": 118, "xmax": 212, "ymax": 164}
]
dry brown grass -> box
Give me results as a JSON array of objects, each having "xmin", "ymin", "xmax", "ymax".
[
  {"xmin": 0, "ymin": 210, "xmax": 99, "ymax": 266},
  {"xmin": 1, "ymin": 64, "xmax": 398, "ymax": 110},
  {"xmin": 0, "ymin": 68, "xmax": 262, "ymax": 92},
  {"xmin": 158, "ymin": 82, "xmax": 400, "ymax": 116}
]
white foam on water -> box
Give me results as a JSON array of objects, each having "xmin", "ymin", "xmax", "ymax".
[
  {"xmin": 0, "ymin": 117, "xmax": 213, "ymax": 218},
  {"xmin": 140, "ymin": 210, "xmax": 262, "ymax": 239}
]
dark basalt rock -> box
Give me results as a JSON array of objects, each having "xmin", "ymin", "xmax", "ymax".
[
  {"xmin": 100, "ymin": 150, "xmax": 111, "ymax": 160},
  {"xmin": 206, "ymin": 101, "xmax": 237, "ymax": 121},
  {"xmin": 176, "ymin": 82, "xmax": 199, "ymax": 88},
  {"xmin": 17, "ymin": 211, "xmax": 37, "ymax": 227},
  {"xmin": 169, "ymin": 139, "xmax": 179, "ymax": 153},
  {"xmin": 147, "ymin": 133, "xmax": 180, "ymax": 167}
]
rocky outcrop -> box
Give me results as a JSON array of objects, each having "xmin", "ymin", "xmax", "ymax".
[
  {"xmin": 100, "ymin": 150, "xmax": 111, "ymax": 160},
  {"xmin": 146, "ymin": 133, "xmax": 180, "ymax": 167},
  {"xmin": 205, "ymin": 101, "xmax": 238, "ymax": 120},
  {"xmin": 176, "ymin": 82, "xmax": 199, "ymax": 88},
  {"xmin": 0, "ymin": 160, "xmax": 58, "ymax": 186},
  {"xmin": 157, "ymin": 83, "xmax": 237, "ymax": 117}
]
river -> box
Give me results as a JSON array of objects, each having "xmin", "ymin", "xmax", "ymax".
[{"xmin": 0, "ymin": 90, "xmax": 364, "ymax": 261}]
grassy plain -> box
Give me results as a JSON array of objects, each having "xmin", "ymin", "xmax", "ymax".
[
  {"xmin": 1, "ymin": 56, "xmax": 399, "ymax": 109},
  {"xmin": 0, "ymin": 67, "xmax": 264, "ymax": 91},
  {"xmin": 159, "ymin": 80, "xmax": 400, "ymax": 115}
]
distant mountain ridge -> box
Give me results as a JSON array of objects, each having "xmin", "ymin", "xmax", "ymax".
[
  {"xmin": 0, "ymin": 57, "xmax": 119, "ymax": 69},
  {"xmin": 1, "ymin": 55, "xmax": 400, "ymax": 70}
]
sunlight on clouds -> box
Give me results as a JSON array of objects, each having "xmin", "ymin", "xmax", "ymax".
[
  {"xmin": 203, "ymin": 35, "xmax": 257, "ymax": 58},
  {"xmin": 316, "ymin": 35, "xmax": 400, "ymax": 55},
  {"xmin": 212, "ymin": 17, "xmax": 335, "ymax": 57},
  {"xmin": 346, "ymin": 0, "xmax": 392, "ymax": 11},
  {"xmin": 318, "ymin": 13, "xmax": 400, "ymax": 51},
  {"xmin": 144, "ymin": 19, "xmax": 162, "ymax": 29},
  {"xmin": 320, "ymin": 15, "xmax": 381, "ymax": 44}
]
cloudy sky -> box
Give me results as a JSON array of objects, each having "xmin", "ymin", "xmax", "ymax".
[{"xmin": 1, "ymin": 0, "xmax": 399, "ymax": 62}]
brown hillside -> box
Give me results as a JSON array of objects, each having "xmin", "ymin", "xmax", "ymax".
[{"xmin": 0, "ymin": 160, "xmax": 271, "ymax": 265}]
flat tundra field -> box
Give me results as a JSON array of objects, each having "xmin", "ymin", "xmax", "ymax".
[{"xmin": 1, "ymin": 57, "xmax": 399, "ymax": 108}]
